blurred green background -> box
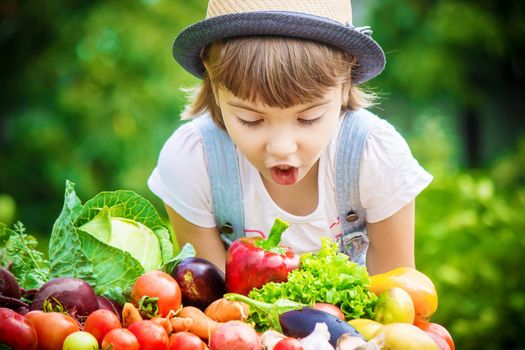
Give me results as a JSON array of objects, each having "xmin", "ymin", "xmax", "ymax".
[{"xmin": 0, "ymin": 0, "xmax": 523, "ymax": 348}]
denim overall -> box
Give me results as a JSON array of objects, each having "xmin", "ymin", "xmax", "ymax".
[{"xmin": 193, "ymin": 109, "xmax": 378, "ymax": 266}]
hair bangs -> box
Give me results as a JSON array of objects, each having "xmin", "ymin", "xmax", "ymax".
[
  {"xmin": 207, "ymin": 36, "xmax": 353, "ymax": 108},
  {"xmin": 182, "ymin": 36, "xmax": 375, "ymax": 129}
]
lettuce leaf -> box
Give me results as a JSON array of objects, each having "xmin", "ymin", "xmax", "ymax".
[{"xmin": 247, "ymin": 237, "xmax": 377, "ymax": 330}]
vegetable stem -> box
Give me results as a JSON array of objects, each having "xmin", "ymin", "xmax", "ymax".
[
  {"xmin": 225, "ymin": 293, "xmax": 306, "ymax": 332},
  {"xmin": 255, "ymin": 218, "xmax": 289, "ymax": 252}
]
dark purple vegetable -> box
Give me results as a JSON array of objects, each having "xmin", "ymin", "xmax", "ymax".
[
  {"xmin": 96, "ymin": 295, "xmax": 123, "ymax": 321},
  {"xmin": 171, "ymin": 257, "xmax": 226, "ymax": 311},
  {"xmin": 279, "ymin": 307, "xmax": 364, "ymax": 347},
  {"xmin": 30, "ymin": 277, "xmax": 98, "ymax": 318},
  {"xmin": 0, "ymin": 267, "xmax": 28, "ymax": 312},
  {"xmin": 0, "ymin": 294, "xmax": 29, "ymax": 313},
  {"xmin": 0, "ymin": 267, "xmax": 21, "ymax": 299}
]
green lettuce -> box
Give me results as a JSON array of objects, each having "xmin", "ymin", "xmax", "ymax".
[{"xmin": 247, "ymin": 237, "xmax": 377, "ymax": 330}]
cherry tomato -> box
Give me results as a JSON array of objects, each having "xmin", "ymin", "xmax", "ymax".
[
  {"xmin": 83, "ymin": 309, "xmax": 122, "ymax": 345},
  {"xmin": 415, "ymin": 320, "xmax": 455, "ymax": 350},
  {"xmin": 127, "ymin": 320, "xmax": 169, "ymax": 350},
  {"xmin": 274, "ymin": 337, "xmax": 304, "ymax": 350},
  {"xmin": 62, "ymin": 331, "xmax": 99, "ymax": 350},
  {"xmin": 0, "ymin": 307, "xmax": 37, "ymax": 350},
  {"xmin": 101, "ymin": 328, "xmax": 139, "ymax": 350},
  {"xmin": 130, "ymin": 270, "xmax": 182, "ymax": 317},
  {"xmin": 25, "ymin": 310, "xmax": 79, "ymax": 350},
  {"xmin": 312, "ymin": 303, "xmax": 345, "ymax": 320},
  {"xmin": 169, "ymin": 331, "xmax": 207, "ymax": 350}
]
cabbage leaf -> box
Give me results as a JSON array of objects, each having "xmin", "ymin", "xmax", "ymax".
[{"xmin": 49, "ymin": 180, "xmax": 183, "ymax": 301}]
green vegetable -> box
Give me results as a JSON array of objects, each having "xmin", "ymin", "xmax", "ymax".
[
  {"xmin": 0, "ymin": 222, "xmax": 50, "ymax": 290},
  {"xmin": 1, "ymin": 180, "xmax": 195, "ymax": 304},
  {"xmin": 225, "ymin": 293, "xmax": 307, "ymax": 332},
  {"xmin": 247, "ymin": 237, "xmax": 377, "ymax": 328}
]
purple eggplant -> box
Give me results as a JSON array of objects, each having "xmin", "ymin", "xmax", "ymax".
[
  {"xmin": 171, "ymin": 257, "xmax": 226, "ymax": 310},
  {"xmin": 279, "ymin": 307, "xmax": 364, "ymax": 347}
]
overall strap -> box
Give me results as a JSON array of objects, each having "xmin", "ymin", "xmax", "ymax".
[
  {"xmin": 192, "ymin": 114, "xmax": 245, "ymax": 247},
  {"xmin": 335, "ymin": 109, "xmax": 379, "ymax": 264}
]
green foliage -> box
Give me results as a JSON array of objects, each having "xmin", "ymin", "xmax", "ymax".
[
  {"xmin": 0, "ymin": 222, "xmax": 50, "ymax": 290},
  {"xmin": 413, "ymin": 130, "xmax": 525, "ymax": 349},
  {"xmin": 0, "ymin": 0, "xmax": 205, "ymax": 237}
]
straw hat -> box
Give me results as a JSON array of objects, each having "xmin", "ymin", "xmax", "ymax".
[{"xmin": 172, "ymin": 0, "xmax": 385, "ymax": 85}]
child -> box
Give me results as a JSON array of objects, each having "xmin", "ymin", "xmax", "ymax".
[{"xmin": 148, "ymin": 0, "xmax": 432, "ymax": 275}]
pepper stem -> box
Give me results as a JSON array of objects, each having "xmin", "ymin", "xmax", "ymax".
[{"xmin": 255, "ymin": 218, "xmax": 289, "ymax": 253}]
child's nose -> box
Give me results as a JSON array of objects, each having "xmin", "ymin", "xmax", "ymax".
[{"xmin": 266, "ymin": 131, "xmax": 297, "ymax": 158}]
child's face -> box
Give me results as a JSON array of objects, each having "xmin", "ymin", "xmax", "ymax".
[{"xmin": 217, "ymin": 86, "xmax": 343, "ymax": 186}]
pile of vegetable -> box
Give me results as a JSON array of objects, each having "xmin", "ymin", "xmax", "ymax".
[{"xmin": 0, "ymin": 181, "xmax": 455, "ymax": 350}]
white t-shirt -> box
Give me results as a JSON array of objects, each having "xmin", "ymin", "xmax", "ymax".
[{"xmin": 148, "ymin": 115, "xmax": 432, "ymax": 255}]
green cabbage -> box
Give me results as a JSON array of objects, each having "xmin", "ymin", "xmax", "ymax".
[{"xmin": 48, "ymin": 180, "xmax": 194, "ymax": 303}]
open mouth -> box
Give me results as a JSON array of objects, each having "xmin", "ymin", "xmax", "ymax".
[{"xmin": 270, "ymin": 165, "xmax": 299, "ymax": 185}]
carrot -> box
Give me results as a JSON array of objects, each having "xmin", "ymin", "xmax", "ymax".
[
  {"xmin": 205, "ymin": 298, "xmax": 250, "ymax": 322},
  {"xmin": 152, "ymin": 316, "xmax": 173, "ymax": 335},
  {"xmin": 177, "ymin": 306, "xmax": 223, "ymax": 339},
  {"xmin": 122, "ymin": 302, "xmax": 142, "ymax": 328},
  {"xmin": 170, "ymin": 317, "xmax": 194, "ymax": 332}
]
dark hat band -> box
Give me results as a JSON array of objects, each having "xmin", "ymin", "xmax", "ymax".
[{"xmin": 173, "ymin": 11, "xmax": 385, "ymax": 85}]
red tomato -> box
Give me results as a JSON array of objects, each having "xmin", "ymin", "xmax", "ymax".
[
  {"xmin": 169, "ymin": 331, "xmax": 207, "ymax": 350},
  {"xmin": 25, "ymin": 310, "xmax": 79, "ymax": 350},
  {"xmin": 0, "ymin": 307, "xmax": 37, "ymax": 350},
  {"xmin": 83, "ymin": 309, "xmax": 122, "ymax": 345},
  {"xmin": 415, "ymin": 320, "xmax": 455, "ymax": 350},
  {"xmin": 130, "ymin": 270, "xmax": 182, "ymax": 317},
  {"xmin": 101, "ymin": 328, "xmax": 140, "ymax": 350},
  {"xmin": 274, "ymin": 337, "xmax": 304, "ymax": 350},
  {"xmin": 127, "ymin": 320, "xmax": 169, "ymax": 350},
  {"xmin": 312, "ymin": 302, "xmax": 345, "ymax": 320}
]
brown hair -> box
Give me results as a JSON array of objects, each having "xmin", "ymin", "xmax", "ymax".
[{"xmin": 181, "ymin": 36, "xmax": 375, "ymax": 129}]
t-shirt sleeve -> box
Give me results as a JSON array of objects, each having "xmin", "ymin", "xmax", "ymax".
[
  {"xmin": 360, "ymin": 119, "xmax": 433, "ymax": 223},
  {"xmin": 147, "ymin": 122, "xmax": 216, "ymax": 228}
]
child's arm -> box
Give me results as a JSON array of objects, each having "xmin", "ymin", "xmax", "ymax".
[
  {"xmin": 164, "ymin": 204, "xmax": 227, "ymax": 272},
  {"xmin": 365, "ymin": 200, "xmax": 416, "ymax": 275}
]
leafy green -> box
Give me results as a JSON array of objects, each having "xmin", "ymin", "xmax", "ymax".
[
  {"xmin": 247, "ymin": 237, "xmax": 377, "ymax": 329},
  {"xmin": 47, "ymin": 180, "xmax": 182, "ymax": 299},
  {"xmin": 162, "ymin": 243, "xmax": 196, "ymax": 274},
  {"xmin": 49, "ymin": 180, "xmax": 96, "ymax": 286},
  {"xmin": 225, "ymin": 293, "xmax": 307, "ymax": 332},
  {"xmin": 0, "ymin": 222, "xmax": 50, "ymax": 290}
]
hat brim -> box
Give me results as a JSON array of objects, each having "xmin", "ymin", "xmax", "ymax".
[{"xmin": 173, "ymin": 11, "xmax": 385, "ymax": 85}]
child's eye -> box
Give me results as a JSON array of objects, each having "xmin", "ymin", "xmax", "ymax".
[
  {"xmin": 236, "ymin": 116, "xmax": 263, "ymax": 128},
  {"xmin": 298, "ymin": 116, "xmax": 322, "ymax": 126}
]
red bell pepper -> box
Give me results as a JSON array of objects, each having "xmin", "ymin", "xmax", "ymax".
[{"xmin": 225, "ymin": 218, "xmax": 300, "ymax": 295}]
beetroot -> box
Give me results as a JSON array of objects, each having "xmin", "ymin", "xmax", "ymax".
[
  {"xmin": 0, "ymin": 267, "xmax": 29, "ymax": 312},
  {"xmin": 96, "ymin": 295, "xmax": 123, "ymax": 320},
  {"xmin": 30, "ymin": 277, "xmax": 98, "ymax": 318},
  {"xmin": 0, "ymin": 267, "xmax": 21, "ymax": 299}
]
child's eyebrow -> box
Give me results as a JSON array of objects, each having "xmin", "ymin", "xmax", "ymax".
[{"xmin": 227, "ymin": 100, "xmax": 331, "ymax": 114}]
